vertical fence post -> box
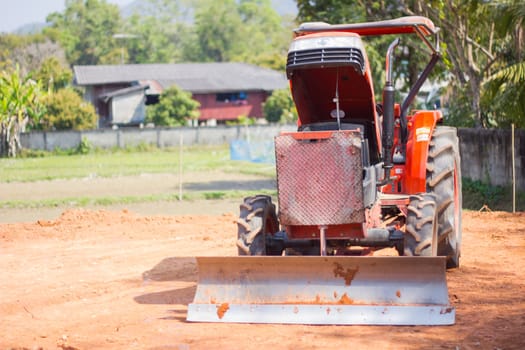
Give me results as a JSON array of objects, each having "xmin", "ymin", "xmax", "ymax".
[
  {"xmin": 511, "ymin": 123, "xmax": 516, "ymax": 213},
  {"xmin": 179, "ymin": 131, "xmax": 183, "ymax": 201}
]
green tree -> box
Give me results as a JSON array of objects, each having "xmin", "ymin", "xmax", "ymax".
[
  {"xmin": 404, "ymin": 0, "xmax": 494, "ymax": 127},
  {"xmin": 0, "ymin": 67, "xmax": 45, "ymax": 157},
  {"xmin": 40, "ymin": 88, "xmax": 97, "ymax": 131},
  {"xmin": 400, "ymin": 0, "xmax": 525, "ymax": 128},
  {"xmin": 122, "ymin": 0, "xmax": 193, "ymax": 63},
  {"xmin": 296, "ymin": 0, "xmax": 524, "ymax": 128},
  {"xmin": 190, "ymin": 0, "xmax": 244, "ymax": 62},
  {"xmin": 146, "ymin": 85, "xmax": 200, "ymax": 126},
  {"xmin": 296, "ymin": 0, "xmax": 366, "ymax": 24},
  {"xmin": 263, "ymin": 89, "xmax": 297, "ymax": 123},
  {"xmin": 0, "ymin": 33, "xmax": 67, "ymax": 76},
  {"xmin": 45, "ymin": 0, "xmax": 123, "ymax": 65},
  {"xmin": 234, "ymin": 0, "xmax": 293, "ymax": 69},
  {"xmin": 480, "ymin": 0, "xmax": 525, "ymax": 128},
  {"xmin": 31, "ymin": 57, "xmax": 73, "ymax": 92},
  {"xmin": 185, "ymin": 0, "xmax": 292, "ymax": 69}
]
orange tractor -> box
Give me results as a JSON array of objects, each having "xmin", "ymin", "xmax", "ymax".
[{"xmin": 188, "ymin": 16, "xmax": 462, "ymax": 325}]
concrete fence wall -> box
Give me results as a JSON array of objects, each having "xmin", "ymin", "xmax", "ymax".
[
  {"xmin": 20, "ymin": 125, "xmax": 296, "ymax": 151},
  {"xmin": 458, "ymin": 128, "xmax": 524, "ymax": 190},
  {"xmin": 20, "ymin": 125, "xmax": 525, "ymax": 190}
]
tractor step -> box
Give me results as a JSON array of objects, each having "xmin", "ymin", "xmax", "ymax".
[{"xmin": 186, "ymin": 256, "xmax": 454, "ymax": 325}]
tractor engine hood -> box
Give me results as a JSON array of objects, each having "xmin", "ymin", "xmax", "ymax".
[
  {"xmin": 286, "ymin": 33, "xmax": 366, "ymax": 78},
  {"xmin": 286, "ymin": 32, "xmax": 378, "ymax": 129}
]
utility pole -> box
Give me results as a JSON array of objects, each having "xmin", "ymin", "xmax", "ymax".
[{"xmin": 112, "ymin": 33, "xmax": 138, "ymax": 64}]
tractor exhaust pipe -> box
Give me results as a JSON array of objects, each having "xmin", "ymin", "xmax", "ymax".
[{"xmin": 379, "ymin": 38, "xmax": 400, "ymax": 186}]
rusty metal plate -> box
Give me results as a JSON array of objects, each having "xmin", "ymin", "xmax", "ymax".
[
  {"xmin": 275, "ymin": 131, "xmax": 365, "ymax": 226},
  {"xmin": 187, "ymin": 256, "xmax": 455, "ymax": 325}
]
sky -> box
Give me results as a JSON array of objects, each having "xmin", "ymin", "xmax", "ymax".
[{"xmin": 0, "ymin": 0, "xmax": 134, "ymax": 33}]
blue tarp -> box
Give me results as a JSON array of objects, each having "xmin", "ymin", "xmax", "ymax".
[{"xmin": 230, "ymin": 139, "xmax": 275, "ymax": 164}]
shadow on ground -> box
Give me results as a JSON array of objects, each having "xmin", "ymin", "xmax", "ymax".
[{"xmin": 183, "ymin": 179, "xmax": 275, "ymax": 191}]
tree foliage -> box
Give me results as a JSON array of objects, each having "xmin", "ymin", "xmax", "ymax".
[
  {"xmin": 40, "ymin": 88, "xmax": 98, "ymax": 131},
  {"xmin": 146, "ymin": 85, "xmax": 200, "ymax": 127},
  {"xmin": 39, "ymin": 0, "xmax": 293, "ymax": 70},
  {"xmin": 376, "ymin": 0, "xmax": 525, "ymax": 128},
  {"xmin": 297, "ymin": 0, "xmax": 366, "ymax": 24},
  {"xmin": 45, "ymin": 0, "xmax": 123, "ymax": 65},
  {"xmin": 0, "ymin": 67, "xmax": 45, "ymax": 157},
  {"xmin": 402, "ymin": 0, "xmax": 494, "ymax": 127},
  {"xmin": 480, "ymin": 0, "xmax": 525, "ymax": 128},
  {"xmin": 122, "ymin": 0, "xmax": 194, "ymax": 64},
  {"xmin": 234, "ymin": 0, "xmax": 293, "ymax": 70},
  {"xmin": 185, "ymin": 0, "xmax": 292, "ymax": 70},
  {"xmin": 263, "ymin": 89, "xmax": 297, "ymax": 123},
  {"xmin": 296, "ymin": 0, "xmax": 525, "ymax": 128},
  {"xmin": 4, "ymin": 0, "xmax": 523, "ymax": 131},
  {"xmin": 190, "ymin": 0, "xmax": 245, "ymax": 62},
  {"xmin": 32, "ymin": 57, "xmax": 73, "ymax": 92},
  {"xmin": 0, "ymin": 33, "xmax": 67, "ymax": 76}
]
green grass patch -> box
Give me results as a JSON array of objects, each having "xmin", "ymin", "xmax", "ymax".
[
  {"xmin": 203, "ymin": 192, "xmax": 226, "ymax": 200},
  {"xmin": 462, "ymin": 178, "xmax": 525, "ymax": 211},
  {"xmin": 0, "ymin": 144, "xmax": 275, "ymax": 182},
  {"xmin": 5, "ymin": 146, "xmax": 524, "ymax": 213},
  {"xmin": 0, "ymin": 189, "xmax": 278, "ymax": 209}
]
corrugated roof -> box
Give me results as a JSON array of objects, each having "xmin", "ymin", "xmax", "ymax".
[
  {"xmin": 73, "ymin": 62, "xmax": 287, "ymax": 93},
  {"xmin": 99, "ymin": 84, "xmax": 149, "ymax": 102}
]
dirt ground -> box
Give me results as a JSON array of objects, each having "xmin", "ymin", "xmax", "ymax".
[{"xmin": 1, "ymin": 175, "xmax": 525, "ymax": 349}]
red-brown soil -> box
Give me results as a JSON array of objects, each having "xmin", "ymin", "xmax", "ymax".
[{"xmin": 1, "ymin": 208, "xmax": 524, "ymax": 349}]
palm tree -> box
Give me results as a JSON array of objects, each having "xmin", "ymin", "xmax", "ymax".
[
  {"xmin": 0, "ymin": 66, "xmax": 44, "ymax": 157},
  {"xmin": 481, "ymin": 0, "xmax": 525, "ymax": 127}
]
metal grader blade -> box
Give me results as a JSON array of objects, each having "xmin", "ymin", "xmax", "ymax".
[{"xmin": 186, "ymin": 256, "xmax": 454, "ymax": 325}]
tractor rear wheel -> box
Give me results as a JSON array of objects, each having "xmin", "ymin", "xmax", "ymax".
[
  {"xmin": 236, "ymin": 195, "xmax": 280, "ymax": 256},
  {"xmin": 426, "ymin": 126, "xmax": 462, "ymax": 268},
  {"xmin": 404, "ymin": 193, "xmax": 438, "ymax": 256}
]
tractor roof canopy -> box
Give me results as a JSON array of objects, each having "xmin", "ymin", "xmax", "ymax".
[{"xmin": 295, "ymin": 16, "xmax": 438, "ymax": 37}]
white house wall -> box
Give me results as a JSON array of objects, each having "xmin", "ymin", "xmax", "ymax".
[{"xmin": 111, "ymin": 90, "xmax": 146, "ymax": 125}]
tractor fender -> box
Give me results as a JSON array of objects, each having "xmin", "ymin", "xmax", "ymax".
[{"xmin": 403, "ymin": 110, "xmax": 441, "ymax": 194}]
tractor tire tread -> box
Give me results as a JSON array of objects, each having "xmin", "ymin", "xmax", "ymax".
[
  {"xmin": 237, "ymin": 195, "xmax": 279, "ymax": 256},
  {"xmin": 426, "ymin": 126, "xmax": 462, "ymax": 268},
  {"xmin": 404, "ymin": 193, "xmax": 438, "ymax": 257}
]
